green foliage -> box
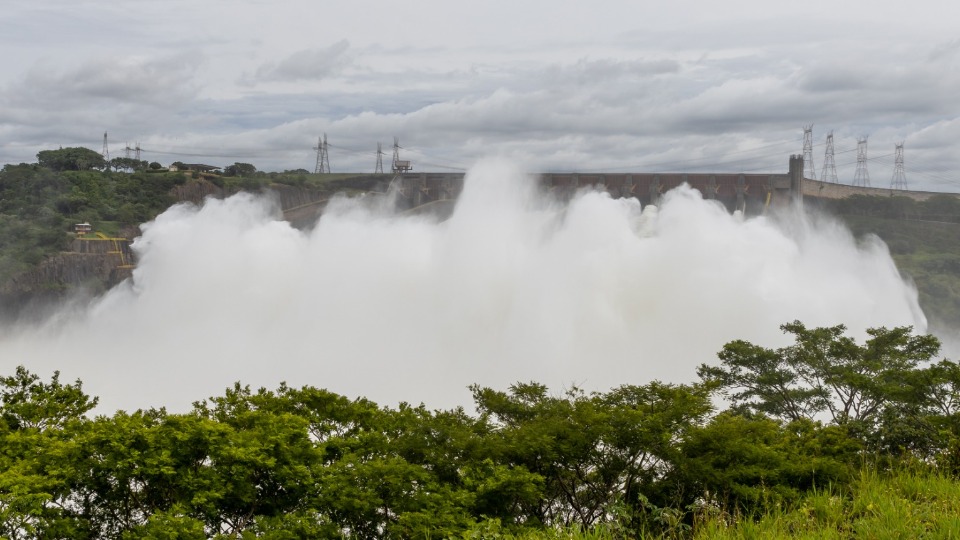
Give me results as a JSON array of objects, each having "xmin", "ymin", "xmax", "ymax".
[
  {"xmin": 676, "ymin": 414, "xmax": 857, "ymax": 514},
  {"xmin": 688, "ymin": 467, "xmax": 960, "ymax": 539},
  {"xmin": 822, "ymin": 196, "xmax": 960, "ymax": 333},
  {"xmin": 0, "ymin": 366, "xmax": 98, "ymax": 431},
  {"xmin": 1, "ymin": 320, "xmax": 958, "ymax": 538},
  {"xmin": 224, "ymin": 162, "xmax": 257, "ymax": 177},
  {"xmin": 471, "ymin": 381, "xmax": 714, "ymax": 530},
  {"xmin": 37, "ymin": 147, "xmax": 106, "ymax": 172},
  {"xmin": 699, "ymin": 321, "xmax": 941, "ymax": 432},
  {"xmin": 825, "ymin": 193, "xmax": 960, "ymax": 223},
  {"xmin": 110, "ymin": 157, "xmax": 149, "ymax": 172},
  {"xmin": 0, "ymin": 161, "xmax": 188, "ymax": 286}
]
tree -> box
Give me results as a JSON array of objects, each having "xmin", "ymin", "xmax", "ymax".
[
  {"xmin": 698, "ymin": 322, "xmax": 942, "ymax": 440},
  {"xmin": 470, "ymin": 381, "xmax": 713, "ymax": 528},
  {"xmin": 36, "ymin": 147, "xmax": 106, "ymax": 172},
  {"xmin": 0, "ymin": 366, "xmax": 98, "ymax": 431},
  {"xmin": 223, "ymin": 162, "xmax": 256, "ymax": 177},
  {"xmin": 676, "ymin": 414, "xmax": 858, "ymax": 513},
  {"xmin": 110, "ymin": 157, "xmax": 148, "ymax": 172}
]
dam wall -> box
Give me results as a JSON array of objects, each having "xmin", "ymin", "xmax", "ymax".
[{"xmin": 390, "ymin": 155, "xmax": 805, "ymax": 216}]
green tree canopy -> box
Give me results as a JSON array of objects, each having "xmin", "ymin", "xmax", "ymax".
[
  {"xmin": 223, "ymin": 162, "xmax": 257, "ymax": 177},
  {"xmin": 109, "ymin": 157, "xmax": 148, "ymax": 172},
  {"xmin": 0, "ymin": 366, "xmax": 98, "ymax": 431},
  {"xmin": 36, "ymin": 147, "xmax": 106, "ymax": 172},
  {"xmin": 698, "ymin": 321, "xmax": 942, "ymax": 426}
]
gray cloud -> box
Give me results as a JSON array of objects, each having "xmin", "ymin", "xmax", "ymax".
[
  {"xmin": 1, "ymin": 1, "xmax": 960, "ymax": 191},
  {"xmin": 249, "ymin": 40, "xmax": 352, "ymax": 83},
  {"xmin": 8, "ymin": 53, "xmax": 202, "ymax": 109}
]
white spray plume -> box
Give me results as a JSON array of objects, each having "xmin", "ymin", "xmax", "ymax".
[{"xmin": 0, "ymin": 159, "xmax": 927, "ymax": 413}]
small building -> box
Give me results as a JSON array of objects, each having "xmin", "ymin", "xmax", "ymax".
[
  {"xmin": 393, "ymin": 160, "xmax": 412, "ymax": 173},
  {"xmin": 74, "ymin": 223, "xmax": 92, "ymax": 236},
  {"xmin": 169, "ymin": 163, "xmax": 222, "ymax": 173}
]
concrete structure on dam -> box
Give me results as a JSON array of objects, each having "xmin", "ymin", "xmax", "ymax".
[
  {"xmin": 277, "ymin": 155, "xmax": 958, "ymax": 225},
  {"xmin": 387, "ymin": 155, "xmax": 807, "ymax": 217},
  {"xmin": 378, "ymin": 155, "xmax": 960, "ymax": 218},
  {"xmin": 802, "ymin": 177, "xmax": 953, "ymax": 202}
]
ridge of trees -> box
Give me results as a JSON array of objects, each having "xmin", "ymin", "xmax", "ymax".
[{"xmin": 2, "ymin": 323, "xmax": 959, "ymax": 538}]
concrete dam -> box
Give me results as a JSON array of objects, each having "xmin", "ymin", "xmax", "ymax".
[{"xmin": 285, "ymin": 155, "xmax": 808, "ymax": 227}]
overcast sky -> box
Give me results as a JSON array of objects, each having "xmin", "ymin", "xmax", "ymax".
[{"xmin": 2, "ymin": 0, "xmax": 959, "ymax": 191}]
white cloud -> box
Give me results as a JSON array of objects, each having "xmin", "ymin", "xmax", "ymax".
[
  {"xmin": 0, "ymin": 1, "xmax": 959, "ymax": 191},
  {"xmin": 248, "ymin": 40, "xmax": 352, "ymax": 84}
]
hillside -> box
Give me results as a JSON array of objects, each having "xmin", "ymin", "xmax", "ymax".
[
  {"xmin": 811, "ymin": 194, "xmax": 960, "ymax": 336},
  {"xmin": 0, "ymin": 153, "xmax": 388, "ymax": 317}
]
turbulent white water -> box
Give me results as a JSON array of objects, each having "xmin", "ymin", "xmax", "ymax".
[{"xmin": 0, "ymin": 160, "xmax": 927, "ymax": 413}]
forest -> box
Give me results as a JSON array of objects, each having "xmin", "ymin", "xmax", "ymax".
[{"xmin": 2, "ymin": 322, "xmax": 960, "ymax": 538}]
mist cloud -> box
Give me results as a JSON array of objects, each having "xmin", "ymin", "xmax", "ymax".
[{"xmin": 0, "ymin": 160, "xmax": 926, "ymax": 414}]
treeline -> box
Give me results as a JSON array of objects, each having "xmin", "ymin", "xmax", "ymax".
[
  {"xmin": 3, "ymin": 322, "xmax": 960, "ymax": 538},
  {"xmin": 822, "ymin": 193, "xmax": 960, "ymax": 223}
]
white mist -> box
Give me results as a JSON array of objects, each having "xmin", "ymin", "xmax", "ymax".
[{"xmin": 0, "ymin": 160, "xmax": 927, "ymax": 413}]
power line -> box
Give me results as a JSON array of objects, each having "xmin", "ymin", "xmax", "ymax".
[
  {"xmin": 139, "ymin": 148, "xmax": 271, "ymax": 159},
  {"xmin": 589, "ymin": 137, "xmax": 801, "ymax": 172}
]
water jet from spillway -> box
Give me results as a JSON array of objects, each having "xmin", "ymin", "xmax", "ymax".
[{"xmin": 0, "ymin": 159, "xmax": 927, "ymax": 413}]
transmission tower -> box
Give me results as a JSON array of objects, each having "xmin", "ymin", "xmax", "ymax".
[
  {"xmin": 134, "ymin": 142, "xmax": 141, "ymax": 162},
  {"xmin": 890, "ymin": 142, "xmax": 907, "ymax": 190},
  {"xmin": 313, "ymin": 134, "xmax": 330, "ymax": 174},
  {"xmin": 820, "ymin": 131, "xmax": 838, "ymax": 183},
  {"xmin": 802, "ymin": 125, "xmax": 816, "ymax": 180},
  {"xmin": 392, "ymin": 137, "xmax": 400, "ymax": 170},
  {"xmin": 852, "ymin": 136, "xmax": 870, "ymax": 187},
  {"xmin": 391, "ymin": 137, "xmax": 412, "ymax": 173},
  {"xmin": 375, "ymin": 142, "xmax": 384, "ymax": 174},
  {"xmin": 101, "ymin": 132, "xmax": 110, "ymax": 161},
  {"xmin": 124, "ymin": 143, "xmax": 132, "ymax": 160}
]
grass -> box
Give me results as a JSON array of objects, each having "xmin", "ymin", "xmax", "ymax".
[
  {"xmin": 452, "ymin": 467, "xmax": 960, "ymax": 539},
  {"xmin": 692, "ymin": 468, "xmax": 960, "ymax": 539}
]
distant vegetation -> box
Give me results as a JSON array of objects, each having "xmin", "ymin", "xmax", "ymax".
[
  {"xmin": 0, "ymin": 157, "xmax": 186, "ymax": 285},
  {"xmin": 814, "ymin": 194, "xmax": 960, "ymax": 332},
  {"xmin": 2, "ymin": 322, "xmax": 960, "ymax": 538},
  {"xmin": 0, "ymin": 149, "xmax": 374, "ymax": 290}
]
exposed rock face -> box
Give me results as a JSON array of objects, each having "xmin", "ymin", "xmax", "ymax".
[
  {"xmin": 3, "ymin": 251, "xmax": 127, "ymax": 291},
  {"xmin": 170, "ymin": 178, "xmax": 228, "ymax": 205},
  {"xmin": 0, "ymin": 239, "xmax": 133, "ymax": 316}
]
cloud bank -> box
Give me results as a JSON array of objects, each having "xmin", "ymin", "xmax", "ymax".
[{"xmin": 1, "ymin": 1, "xmax": 959, "ymax": 190}]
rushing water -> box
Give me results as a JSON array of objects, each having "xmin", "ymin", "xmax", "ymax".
[{"xmin": 0, "ymin": 159, "xmax": 926, "ymax": 413}]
